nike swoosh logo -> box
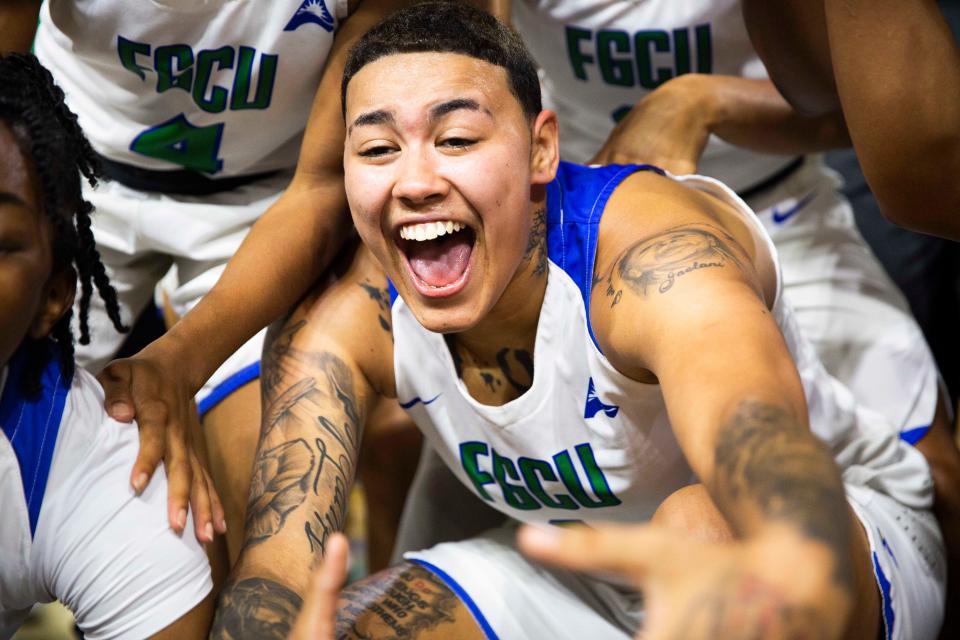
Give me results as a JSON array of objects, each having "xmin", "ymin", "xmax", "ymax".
[
  {"xmin": 399, "ymin": 394, "xmax": 441, "ymax": 409},
  {"xmin": 771, "ymin": 191, "xmax": 817, "ymax": 224}
]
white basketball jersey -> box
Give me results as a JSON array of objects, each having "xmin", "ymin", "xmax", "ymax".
[
  {"xmin": 34, "ymin": 0, "xmax": 348, "ymax": 176},
  {"xmin": 389, "ymin": 163, "xmax": 933, "ymax": 529},
  {"xmin": 512, "ymin": 0, "xmax": 795, "ymax": 192},
  {"xmin": 0, "ymin": 345, "xmax": 211, "ymax": 639}
]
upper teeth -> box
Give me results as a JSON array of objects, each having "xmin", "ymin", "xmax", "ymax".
[{"xmin": 399, "ymin": 220, "xmax": 465, "ymax": 241}]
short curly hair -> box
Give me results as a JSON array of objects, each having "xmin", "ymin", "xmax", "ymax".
[
  {"xmin": 342, "ymin": 1, "xmax": 542, "ymax": 120},
  {"xmin": 0, "ymin": 53, "xmax": 126, "ymax": 394}
]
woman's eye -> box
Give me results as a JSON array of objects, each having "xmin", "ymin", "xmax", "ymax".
[
  {"xmin": 359, "ymin": 145, "xmax": 396, "ymax": 158},
  {"xmin": 439, "ymin": 137, "xmax": 476, "ymax": 149}
]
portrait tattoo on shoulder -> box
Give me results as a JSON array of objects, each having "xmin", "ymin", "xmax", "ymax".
[{"xmin": 603, "ymin": 225, "xmax": 748, "ymax": 305}]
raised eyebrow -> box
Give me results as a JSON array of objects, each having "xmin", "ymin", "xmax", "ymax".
[
  {"xmin": 348, "ymin": 109, "xmax": 395, "ymax": 136},
  {"xmin": 428, "ymin": 98, "xmax": 488, "ymax": 122}
]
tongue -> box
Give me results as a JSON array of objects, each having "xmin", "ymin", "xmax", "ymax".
[{"xmin": 407, "ymin": 232, "xmax": 473, "ymax": 287}]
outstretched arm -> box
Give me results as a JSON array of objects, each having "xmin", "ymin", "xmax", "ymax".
[
  {"xmin": 583, "ymin": 173, "xmax": 860, "ymax": 637},
  {"xmin": 211, "ymin": 245, "xmax": 395, "ymax": 639}
]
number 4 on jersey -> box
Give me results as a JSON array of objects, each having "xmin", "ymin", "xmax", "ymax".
[{"xmin": 130, "ymin": 113, "xmax": 224, "ymax": 174}]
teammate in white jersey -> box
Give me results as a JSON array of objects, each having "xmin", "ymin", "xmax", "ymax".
[
  {"xmin": 215, "ymin": 5, "xmax": 944, "ymax": 639},
  {"xmin": 0, "ymin": 53, "xmax": 214, "ymax": 640},
  {"xmin": 0, "ymin": 0, "xmax": 427, "ymax": 564}
]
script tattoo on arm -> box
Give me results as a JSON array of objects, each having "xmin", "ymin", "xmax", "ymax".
[
  {"xmin": 606, "ymin": 225, "xmax": 748, "ymax": 305},
  {"xmin": 712, "ymin": 400, "xmax": 853, "ymax": 590},
  {"xmin": 336, "ymin": 563, "xmax": 461, "ymax": 639}
]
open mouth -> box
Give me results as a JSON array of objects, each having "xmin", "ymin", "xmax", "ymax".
[{"xmin": 396, "ymin": 220, "xmax": 476, "ymax": 298}]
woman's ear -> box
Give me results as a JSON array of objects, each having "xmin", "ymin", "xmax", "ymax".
[
  {"xmin": 530, "ymin": 109, "xmax": 560, "ymax": 186},
  {"xmin": 29, "ymin": 266, "xmax": 76, "ymax": 339}
]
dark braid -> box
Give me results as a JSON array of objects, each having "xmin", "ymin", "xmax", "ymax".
[{"xmin": 0, "ymin": 54, "xmax": 127, "ymax": 394}]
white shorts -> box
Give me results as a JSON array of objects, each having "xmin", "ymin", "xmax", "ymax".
[
  {"xmin": 749, "ymin": 157, "xmax": 939, "ymax": 437},
  {"xmin": 404, "ymin": 485, "xmax": 945, "ymax": 640},
  {"xmin": 74, "ymin": 171, "xmax": 293, "ymax": 414}
]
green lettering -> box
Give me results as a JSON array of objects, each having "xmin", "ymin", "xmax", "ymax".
[
  {"xmin": 597, "ymin": 30, "xmax": 634, "ymax": 87},
  {"xmin": 193, "ymin": 46, "xmax": 234, "ymax": 113},
  {"xmin": 155, "ymin": 44, "xmax": 194, "ymax": 94},
  {"xmin": 519, "ymin": 457, "xmax": 578, "ymax": 510},
  {"xmin": 459, "ymin": 442, "xmax": 495, "ymax": 501},
  {"xmin": 634, "ymin": 30, "xmax": 672, "ymax": 90},
  {"xmin": 565, "ymin": 26, "xmax": 594, "ymax": 81},
  {"xmin": 695, "ymin": 24, "xmax": 713, "ymax": 74},
  {"xmin": 492, "ymin": 449, "xmax": 540, "ymax": 510},
  {"xmin": 117, "ymin": 36, "xmax": 151, "ymax": 81},
  {"xmin": 554, "ymin": 445, "xmax": 621, "ymax": 509},
  {"xmin": 231, "ymin": 47, "xmax": 277, "ymax": 111},
  {"xmin": 673, "ymin": 28, "xmax": 691, "ymax": 76},
  {"xmin": 130, "ymin": 114, "xmax": 224, "ymax": 173}
]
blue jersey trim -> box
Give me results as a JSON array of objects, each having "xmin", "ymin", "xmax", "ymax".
[
  {"xmin": 546, "ymin": 162, "xmax": 664, "ymax": 350},
  {"xmin": 197, "ymin": 360, "xmax": 261, "ymax": 418},
  {"xmin": 899, "ymin": 424, "xmax": 930, "ymax": 446},
  {"xmin": 0, "ymin": 342, "xmax": 69, "ymax": 537},
  {"xmin": 409, "ymin": 559, "xmax": 499, "ymax": 640},
  {"xmin": 387, "ymin": 279, "xmax": 399, "ymax": 307},
  {"xmin": 872, "ymin": 551, "xmax": 895, "ymax": 640}
]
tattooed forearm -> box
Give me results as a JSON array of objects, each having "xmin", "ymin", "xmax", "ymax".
[
  {"xmin": 607, "ymin": 225, "xmax": 747, "ymax": 302},
  {"xmin": 337, "ymin": 564, "xmax": 460, "ymax": 640},
  {"xmin": 712, "ymin": 401, "xmax": 853, "ymax": 589},
  {"xmin": 245, "ymin": 343, "xmax": 365, "ymax": 558},
  {"xmin": 261, "ymin": 319, "xmax": 306, "ymax": 395},
  {"xmin": 211, "ymin": 577, "xmax": 303, "ymax": 640}
]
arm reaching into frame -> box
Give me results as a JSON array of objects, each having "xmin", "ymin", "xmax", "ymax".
[
  {"xmin": 210, "ymin": 244, "xmax": 396, "ymax": 639},
  {"xmin": 0, "ymin": 0, "xmax": 41, "ymax": 54},
  {"xmin": 743, "ymin": 0, "xmax": 960, "ymax": 240},
  {"xmin": 590, "ymin": 74, "xmax": 849, "ymax": 173},
  {"xmin": 568, "ymin": 171, "xmax": 870, "ymax": 639}
]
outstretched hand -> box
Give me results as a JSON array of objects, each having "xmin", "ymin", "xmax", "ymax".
[
  {"xmin": 289, "ymin": 533, "xmax": 350, "ymax": 640},
  {"xmin": 98, "ymin": 343, "xmax": 226, "ymax": 543},
  {"xmin": 518, "ymin": 523, "xmax": 850, "ymax": 640},
  {"xmin": 590, "ymin": 74, "xmax": 712, "ymax": 174}
]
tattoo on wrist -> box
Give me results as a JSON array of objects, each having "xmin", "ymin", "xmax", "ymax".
[
  {"xmin": 211, "ymin": 577, "xmax": 303, "ymax": 640},
  {"xmin": 713, "ymin": 400, "xmax": 853, "ymax": 589}
]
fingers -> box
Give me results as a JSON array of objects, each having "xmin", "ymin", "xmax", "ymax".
[
  {"xmin": 164, "ymin": 424, "xmax": 192, "ymax": 535},
  {"xmin": 188, "ymin": 453, "xmax": 215, "ymax": 543},
  {"xmin": 205, "ymin": 467, "xmax": 228, "ymax": 535},
  {"xmin": 98, "ymin": 361, "xmax": 136, "ymax": 422},
  {"xmin": 290, "ymin": 533, "xmax": 350, "ymax": 640},
  {"xmin": 517, "ymin": 522, "xmax": 668, "ymax": 579},
  {"xmin": 129, "ymin": 398, "xmax": 169, "ymax": 494}
]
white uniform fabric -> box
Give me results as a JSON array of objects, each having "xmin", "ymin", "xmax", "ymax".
[
  {"xmin": 0, "ymin": 347, "xmax": 212, "ymax": 639},
  {"xmin": 395, "ymin": 163, "xmax": 944, "ymax": 640},
  {"xmin": 511, "ymin": 0, "xmax": 939, "ymax": 438},
  {"xmin": 34, "ymin": 0, "xmax": 347, "ymax": 410}
]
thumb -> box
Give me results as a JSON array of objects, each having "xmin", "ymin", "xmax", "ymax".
[
  {"xmin": 97, "ymin": 360, "xmax": 135, "ymax": 422},
  {"xmin": 290, "ymin": 533, "xmax": 350, "ymax": 639},
  {"xmin": 517, "ymin": 522, "xmax": 671, "ymax": 580}
]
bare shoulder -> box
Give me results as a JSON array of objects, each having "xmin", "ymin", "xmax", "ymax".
[{"xmin": 265, "ymin": 239, "xmax": 396, "ymax": 400}]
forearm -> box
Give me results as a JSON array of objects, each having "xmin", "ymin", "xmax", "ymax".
[
  {"xmin": 0, "ymin": 0, "xmax": 41, "ymax": 54},
  {"xmin": 155, "ymin": 182, "xmax": 350, "ymax": 393},
  {"xmin": 824, "ymin": 0, "xmax": 960, "ymax": 238},
  {"xmin": 708, "ymin": 400, "xmax": 854, "ymax": 589},
  {"xmin": 682, "ymin": 74, "xmax": 849, "ymax": 156},
  {"xmin": 741, "ymin": 0, "xmax": 838, "ymax": 116},
  {"xmin": 211, "ymin": 302, "xmax": 370, "ymax": 639}
]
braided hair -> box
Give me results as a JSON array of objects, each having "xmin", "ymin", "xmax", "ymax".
[{"xmin": 0, "ymin": 53, "xmax": 127, "ymax": 394}]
